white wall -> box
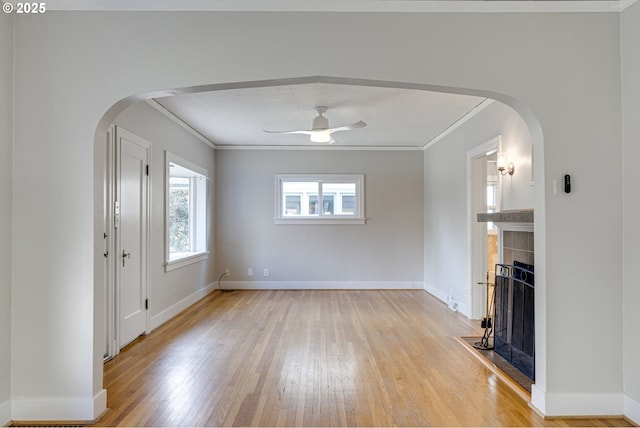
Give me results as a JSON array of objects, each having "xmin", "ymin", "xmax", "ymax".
[
  {"xmin": 215, "ymin": 149, "xmax": 424, "ymax": 288},
  {"xmin": 0, "ymin": 11, "xmax": 12, "ymax": 427},
  {"xmin": 500, "ymin": 116, "xmax": 535, "ymax": 211},
  {"xmin": 423, "ymin": 101, "xmax": 534, "ymax": 312},
  {"xmin": 9, "ymin": 10, "xmax": 623, "ymax": 421},
  {"xmin": 622, "ymin": 1, "xmax": 640, "ymax": 423},
  {"xmin": 112, "ymin": 102, "xmax": 217, "ymax": 329}
]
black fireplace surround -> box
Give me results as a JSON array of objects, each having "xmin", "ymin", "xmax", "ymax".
[{"xmin": 494, "ymin": 261, "xmax": 535, "ymax": 380}]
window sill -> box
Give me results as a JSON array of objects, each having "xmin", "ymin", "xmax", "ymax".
[
  {"xmin": 165, "ymin": 251, "xmax": 209, "ymax": 272},
  {"xmin": 274, "ymin": 217, "xmax": 366, "ymax": 225}
]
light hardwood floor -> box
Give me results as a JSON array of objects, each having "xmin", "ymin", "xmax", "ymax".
[{"xmin": 93, "ymin": 290, "xmax": 633, "ymax": 427}]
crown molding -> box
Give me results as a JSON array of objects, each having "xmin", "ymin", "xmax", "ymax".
[
  {"xmin": 423, "ymin": 98, "xmax": 494, "ymax": 151},
  {"xmin": 145, "ymin": 99, "xmax": 217, "ymax": 150},
  {"xmin": 214, "ymin": 144, "xmax": 423, "ymax": 151},
  {"xmin": 621, "ymin": 0, "xmax": 638, "ymax": 10}
]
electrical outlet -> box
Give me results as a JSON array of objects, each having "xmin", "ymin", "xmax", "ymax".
[
  {"xmin": 263, "ymin": 268, "xmax": 269, "ymax": 277},
  {"xmin": 224, "ymin": 268, "xmax": 230, "ymax": 276},
  {"xmin": 248, "ymin": 268, "xmax": 253, "ymax": 276}
]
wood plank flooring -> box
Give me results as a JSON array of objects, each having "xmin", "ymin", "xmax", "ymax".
[{"xmin": 93, "ymin": 290, "xmax": 633, "ymax": 427}]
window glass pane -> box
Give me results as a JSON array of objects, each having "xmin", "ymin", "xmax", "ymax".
[
  {"xmin": 166, "ymin": 153, "xmax": 208, "ymax": 267},
  {"xmin": 322, "ymin": 182, "xmax": 356, "ymax": 216},
  {"xmin": 282, "ymin": 181, "xmax": 318, "ymax": 216},
  {"xmin": 487, "ymin": 183, "xmax": 498, "ymax": 232},
  {"xmin": 323, "ymin": 182, "xmax": 356, "ymax": 194},
  {"xmin": 309, "ymin": 195, "xmax": 319, "ymax": 215},
  {"xmin": 342, "ymin": 195, "xmax": 356, "ymax": 214},
  {"xmin": 283, "ymin": 181, "xmax": 317, "ymax": 194},
  {"xmin": 322, "ymin": 195, "xmax": 334, "ymax": 215},
  {"xmin": 169, "ymin": 177, "xmax": 191, "ymax": 253},
  {"xmin": 285, "ymin": 195, "xmax": 301, "ymax": 215}
]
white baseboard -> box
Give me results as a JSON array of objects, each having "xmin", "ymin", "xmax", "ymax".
[
  {"xmin": 625, "ymin": 395, "xmax": 640, "ymax": 425},
  {"xmin": 530, "ymin": 384, "xmax": 546, "ymax": 415},
  {"xmin": 151, "ymin": 282, "xmax": 216, "ymax": 331},
  {"xmin": 11, "ymin": 389, "xmax": 107, "ymax": 422},
  {"xmin": 530, "ymin": 386, "xmax": 624, "ymax": 417},
  {"xmin": 424, "ymin": 283, "xmax": 471, "ymax": 318},
  {"xmin": 424, "ymin": 283, "xmax": 448, "ymax": 302},
  {"xmin": 221, "ymin": 280, "xmax": 424, "ymax": 290},
  {"xmin": 94, "ymin": 389, "xmax": 107, "ymax": 420},
  {"xmin": 0, "ymin": 399, "xmax": 10, "ymax": 426}
]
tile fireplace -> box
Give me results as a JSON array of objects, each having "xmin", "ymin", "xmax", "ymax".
[{"xmin": 477, "ymin": 209, "xmax": 534, "ymax": 380}]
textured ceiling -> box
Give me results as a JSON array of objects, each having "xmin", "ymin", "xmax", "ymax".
[{"xmin": 154, "ymin": 83, "xmax": 487, "ymax": 149}]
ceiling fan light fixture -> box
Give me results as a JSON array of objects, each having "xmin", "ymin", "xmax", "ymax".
[
  {"xmin": 310, "ymin": 131, "xmax": 331, "ymax": 143},
  {"xmin": 263, "ymin": 105, "xmax": 366, "ymax": 145}
]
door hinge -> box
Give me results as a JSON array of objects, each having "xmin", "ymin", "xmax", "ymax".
[
  {"xmin": 146, "ymin": 164, "xmax": 149, "ymax": 176},
  {"xmin": 145, "ymin": 299, "xmax": 149, "ymax": 310},
  {"xmin": 114, "ymin": 200, "xmax": 120, "ymax": 229}
]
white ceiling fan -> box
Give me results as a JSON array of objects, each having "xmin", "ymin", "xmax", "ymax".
[{"xmin": 264, "ymin": 106, "xmax": 366, "ymax": 144}]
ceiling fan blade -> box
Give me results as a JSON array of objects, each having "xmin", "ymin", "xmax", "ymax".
[
  {"xmin": 326, "ymin": 120, "xmax": 367, "ymax": 133},
  {"xmin": 263, "ymin": 129, "xmax": 314, "ymax": 135},
  {"xmin": 263, "ymin": 110, "xmax": 365, "ymax": 145}
]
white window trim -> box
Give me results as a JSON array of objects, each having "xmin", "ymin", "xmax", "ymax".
[
  {"xmin": 165, "ymin": 151, "xmax": 209, "ymax": 271},
  {"xmin": 275, "ymin": 173, "xmax": 366, "ymax": 225},
  {"xmin": 166, "ymin": 252, "xmax": 209, "ymax": 272}
]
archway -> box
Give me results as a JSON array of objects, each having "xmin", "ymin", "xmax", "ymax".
[{"xmin": 94, "ymin": 75, "xmax": 546, "ymax": 414}]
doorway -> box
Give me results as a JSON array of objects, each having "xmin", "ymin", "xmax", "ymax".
[
  {"xmin": 468, "ymin": 136, "xmax": 500, "ymax": 320},
  {"xmin": 105, "ymin": 126, "xmax": 151, "ymax": 359}
]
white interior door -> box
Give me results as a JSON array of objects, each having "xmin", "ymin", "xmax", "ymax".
[{"xmin": 117, "ymin": 128, "xmax": 150, "ymax": 349}]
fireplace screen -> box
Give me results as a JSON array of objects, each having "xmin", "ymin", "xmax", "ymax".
[{"xmin": 495, "ymin": 261, "xmax": 535, "ymax": 380}]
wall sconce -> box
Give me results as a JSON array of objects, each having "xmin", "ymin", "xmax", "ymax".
[{"xmin": 497, "ymin": 153, "xmax": 515, "ymax": 176}]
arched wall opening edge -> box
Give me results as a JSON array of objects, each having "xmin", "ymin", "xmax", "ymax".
[{"xmin": 93, "ymin": 75, "xmax": 547, "ymax": 411}]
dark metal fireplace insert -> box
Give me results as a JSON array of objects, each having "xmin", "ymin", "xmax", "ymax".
[{"xmin": 494, "ymin": 261, "xmax": 535, "ymax": 380}]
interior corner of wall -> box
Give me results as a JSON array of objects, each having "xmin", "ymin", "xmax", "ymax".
[
  {"xmin": 625, "ymin": 395, "xmax": 640, "ymax": 425},
  {"xmin": 457, "ymin": 302, "xmax": 471, "ymax": 319},
  {"xmin": 0, "ymin": 398, "xmax": 11, "ymax": 426},
  {"xmin": 423, "ymin": 282, "xmax": 447, "ymax": 304},
  {"xmin": 530, "ymin": 384, "xmax": 546, "ymax": 416}
]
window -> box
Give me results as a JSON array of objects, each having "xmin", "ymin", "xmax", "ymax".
[
  {"xmin": 165, "ymin": 152, "xmax": 209, "ymax": 271},
  {"xmin": 275, "ymin": 174, "xmax": 365, "ymax": 224}
]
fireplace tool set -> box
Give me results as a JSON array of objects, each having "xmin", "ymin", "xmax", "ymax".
[{"xmin": 474, "ymin": 271, "xmax": 496, "ymax": 350}]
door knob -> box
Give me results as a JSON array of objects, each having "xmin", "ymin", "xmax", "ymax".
[{"xmin": 122, "ymin": 250, "xmax": 131, "ymax": 267}]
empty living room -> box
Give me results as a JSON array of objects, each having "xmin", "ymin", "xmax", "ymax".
[{"xmin": 1, "ymin": 0, "xmax": 640, "ymax": 426}]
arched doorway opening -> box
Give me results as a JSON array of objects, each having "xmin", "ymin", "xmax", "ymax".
[{"xmin": 94, "ymin": 75, "xmax": 545, "ymax": 412}]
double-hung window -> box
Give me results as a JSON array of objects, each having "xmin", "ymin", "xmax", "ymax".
[
  {"xmin": 165, "ymin": 152, "xmax": 209, "ymax": 271},
  {"xmin": 275, "ymin": 174, "xmax": 365, "ymax": 224}
]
